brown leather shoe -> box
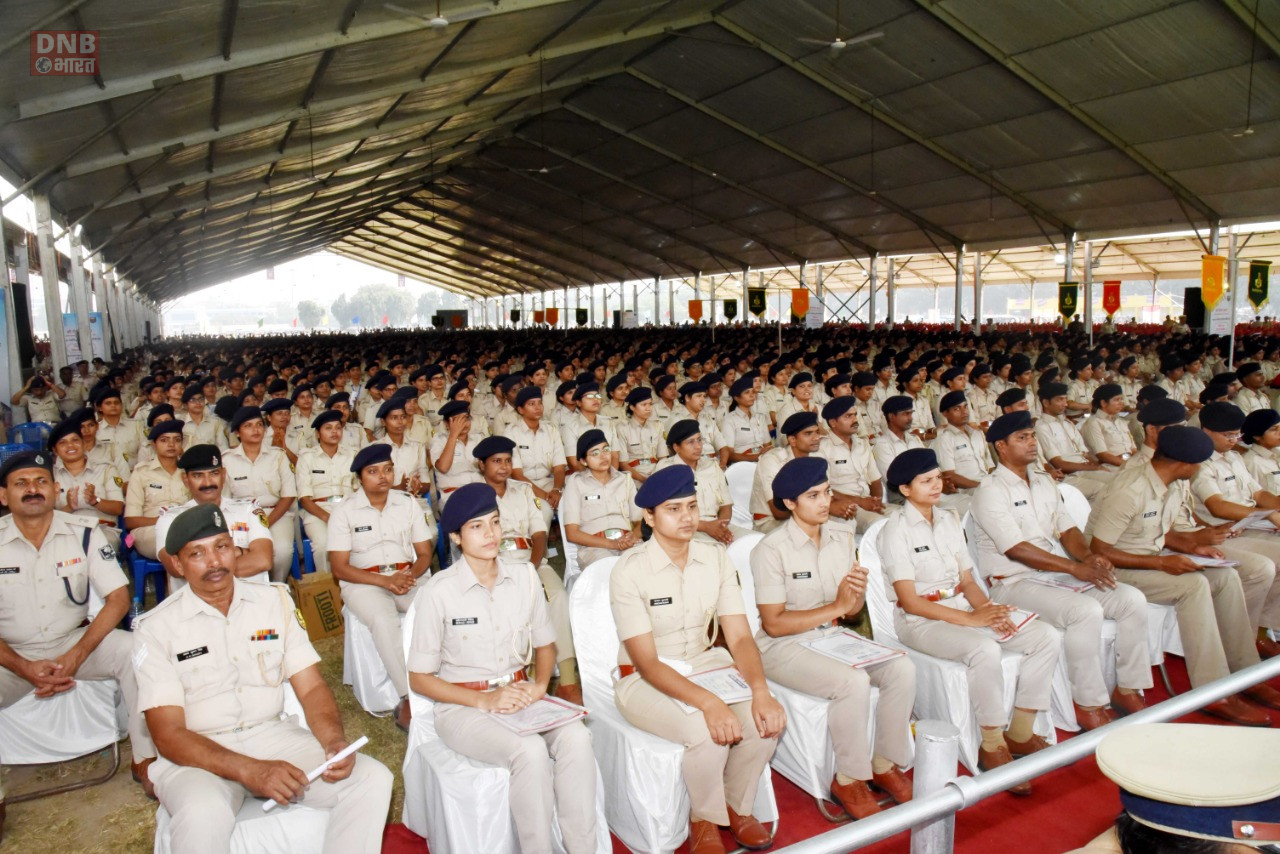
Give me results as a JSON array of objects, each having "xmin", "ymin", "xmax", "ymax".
[
  {"xmin": 1258, "ymin": 635, "xmax": 1280, "ymax": 659},
  {"xmin": 395, "ymin": 696, "xmax": 412, "ymax": 733},
  {"xmin": 829, "ymin": 776, "xmax": 882, "ymax": 819},
  {"xmin": 131, "ymin": 757, "xmax": 157, "ymax": 800},
  {"xmin": 554, "ymin": 681, "xmax": 583, "ymax": 706},
  {"xmin": 978, "ymin": 744, "xmax": 1031, "ymax": 796},
  {"xmin": 1073, "ymin": 703, "xmax": 1115, "ymax": 731},
  {"xmin": 725, "ymin": 803, "xmax": 774, "ymax": 850},
  {"xmin": 1244, "ymin": 683, "xmax": 1280, "ymax": 711},
  {"xmin": 1203, "ymin": 695, "xmax": 1272, "ymax": 726},
  {"xmin": 689, "ymin": 819, "xmax": 726, "ymax": 854},
  {"xmin": 870, "ymin": 767, "xmax": 913, "ymax": 804},
  {"xmin": 1110, "ymin": 688, "xmax": 1146, "ymax": 717},
  {"xmin": 1004, "ymin": 732, "xmax": 1051, "ymax": 757}
]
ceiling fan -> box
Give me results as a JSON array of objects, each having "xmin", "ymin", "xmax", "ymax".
[
  {"xmin": 798, "ymin": 0, "xmax": 884, "ymax": 53},
  {"xmin": 383, "ymin": 1, "xmax": 487, "ymax": 30}
]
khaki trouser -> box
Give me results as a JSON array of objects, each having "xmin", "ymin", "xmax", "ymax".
[
  {"xmin": 535, "ymin": 562, "xmax": 576, "ymax": 668},
  {"xmin": 267, "ymin": 511, "xmax": 297, "ymax": 583},
  {"xmin": 752, "ymin": 516, "xmax": 785, "ymax": 535},
  {"xmin": 0, "ymin": 627, "xmax": 156, "ymax": 798},
  {"xmin": 760, "ymin": 640, "xmax": 915, "ymax": 780},
  {"xmin": 614, "ymin": 648, "xmax": 778, "ymax": 826},
  {"xmin": 132, "ymin": 524, "xmax": 158, "ymax": 559},
  {"xmin": 991, "ymin": 578, "xmax": 1152, "ymax": 706},
  {"xmin": 894, "ymin": 612, "xmax": 1061, "ymax": 727},
  {"xmin": 825, "ymin": 506, "xmax": 886, "ymax": 539},
  {"xmin": 302, "ymin": 512, "xmax": 330, "ymax": 573},
  {"xmin": 339, "ymin": 577, "xmax": 424, "ymax": 698},
  {"xmin": 1115, "ymin": 566, "xmax": 1259, "ymax": 688},
  {"xmin": 1220, "ymin": 534, "xmax": 1280, "ymax": 631},
  {"xmin": 150, "ymin": 719, "xmax": 392, "ymax": 854},
  {"xmin": 1064, "ymin": 471, "xmax": 1113, "ymax": 501},
  {"xmin": 434, "ymin": 704, "xmax": 597, "ymax": 854}
]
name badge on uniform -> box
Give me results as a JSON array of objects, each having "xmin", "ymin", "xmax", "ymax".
[
  {"xmin": 649, "ymin": 597, "xmax": 672, "ymax": 606},
  {"xmin": 739, "ymin": 426, "xmax": 751, "ymax": 431},
  {"xmin": 913, "ymin": 545, "xmax": 931, "ymax": 553},
  {"xmin": 311, "ymin": 469, "xmax": 325, "ymax": 474},
  {"xmin": 452, "ymin": 617, "xmax": 477, "ymax": 625},
  {"xmin": 792, "ymin": 571, "xmax": 812, "ymax": 579},
  {"xmin": 233, "ymin": 476, "xmax": 248, "ymax": 481},
  {"xmin": 148, "ymin": 483, "xmax": 162, "ymax": 489},
  {"xmin": 584, "ymin": 494, "xmax": 601, "ymax": 502},
  {"xmin": 1013, "ymin": 500, "xmax": 1027, "ymax": 507},
  {"xmin": 519, "ymin": 444, "xmax": 530, "ymax": 450},
  {"xmin": 177, "ymin": 646, "xmax": 209, "ymax": 662},
  {"xmin": 355, "ymin": 525, "xmax": 372, "ymax": 532},
  {"xmin": 834, "ymin": 459, "xmax": 848, "ymax": 465},
  {"xmin": 1225, "ymin": 475, "xmax": 1236, "ymax": 482},
  {"xmin": 1143, "ymin": 511, "xmax": 1158, "ymax": 518},
  {"xmin": 0, "ymin": 567, "xmax": 19, "ymax": 575}
]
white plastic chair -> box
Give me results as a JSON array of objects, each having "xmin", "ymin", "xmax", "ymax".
[
  {"xmin": 860, "ymin": 518, "xmax": 1055, "ymax": 773},
  {"xmin": 726, "ymin": 533, "xmax": 901, "ymax": 822},
  {"xmin": 569, "ymin": 555, "xmax": 779, "ymax": 853},
  {"xmin": 399, "ymin": 599, "xmax": 611, "ymax": 852},
  {"xmin": 559, "ymin": 514, "xmax": 583, "ymax": 593},
  {"xmin": 726, "ymin": 461, "xmax": 757, "ymax": 530},
  {"xmin": 341, "ymin": 606, "xmax": 402, "ymax": 715}
]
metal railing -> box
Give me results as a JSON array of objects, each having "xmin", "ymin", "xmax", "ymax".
[{"xmin": 776, "ymin": 655, "xmax": 1280, "ymax": 853}]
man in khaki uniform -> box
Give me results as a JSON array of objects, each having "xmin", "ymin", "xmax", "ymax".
[
  {"xmin": 508, "ymin": 388, "xmax": 567, "ymax": 529},
  {"xmin": 1035, "ymin": 381, "xmax": 1114, "ymax": 500},
  {"xmin": 135, "ymin": 503, "xmax": 392, "ymax": 854},
  {"xmin": 124, "ymin": 419, "xmax": 190, "ymax": 559},
  {"xmin": 813, "ymin": 396, "xmax": 885, "ymax": 535},
  {"xmin": 223, "ymin": 406, "xmax": 297, "ymax": 581},
  {"xmin": 971, "ymin": 412, "xmax": 1150, "ymax": 730},
  {"xmin": 560, "ymin": 429, "xmax": 642, "ymax": 570},
  {"xmin": 654, "ymin": 420, "xmax": 741, "ymax": 545},
  {"xmin": 749, "ymin": 411, "xmax": 822, "ymax": 533},
  {"xmin": 932, "ymin": 390, "xmax": 993, "ymax": 513},
  {"xmin": 473, "ymin": 436, "xmax": 580, "ymax": 704},
  {"xmin": 752, "ymin": 457, "xmax": 916, "ymax": 818},
  {"xmin": 1086, "ymin": 426, "xmax": 1280, "ymax": 725},
  {"xmin": 611, "ymin": 465, "xmax": 784, "ymax": 854},
  {"xmin": 0, "ymin": 450, "xmax": 157, "ymax": 827},
  {"xmin": 295, "ymin": 410, "xmax": 357, "ymax": 573},
  {"xmin": 328, "ymin": 443, "xmax": 434, "ymax": 730},
  {"xmin": 409, "ymin": 483, "xmax": 599, "ymax": 854}
]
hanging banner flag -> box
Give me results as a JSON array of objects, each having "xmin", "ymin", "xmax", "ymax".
[
  {"xmin": 545, "ymin": 308, "xmax": 559, "ymax": 326},
  {"xmin": 1102, "ymin": 280, "xmax": 1121, "ymax": 316},
  {"xmin": 1249, "ymin": 260, "xmax": 1271, "ymax": 309},
  {"xmin": 791, "ymin": 288, "xmax": 809, "ymax": 321},
  {"xmin": 451, "ymin": 314, "xmax": 463, "ymax": 328},
  {"xmin": 431, "ymin": 314, "xmax": 444, "ymax": 328},
  {"xmin": 1058, "ymin": 283, "xmax": 1078, "ymax": 319},
  {"xmin": 510, "ymin": 309, "xmax": 521, "ymax": 323},
  {"xmin": 533, "ymin": 309, "xmax": 545, "ymax": 324},
  {"xmin": 722, "ymin": 299, "xmax": 738, "ymax": 320},
  {"xmin": 748, "ymin": 288, "xmax": 767, "ymax": 317},
  {"xmin": 688, "ymin": 299, "xmax": 703, "ymax": 321},
  {"xmin": 575, "ymin": 308, "xmax": 588, "ymax": 326},
  {"xmin": 1201, "ymin": 254, "xmax": 1226, "ymax": 310}
]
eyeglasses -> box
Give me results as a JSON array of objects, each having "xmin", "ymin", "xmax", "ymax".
[
  {"xmin": 587, "ymin": 445, "xmax": 611, "ymax": 456},
  {"xmin": 1220, "ymin": 431, "xmax": 1243, "ymax": 442},
  {"xmin": 582, "ymin": 393, "xmax": 601, "ymax": 400}
]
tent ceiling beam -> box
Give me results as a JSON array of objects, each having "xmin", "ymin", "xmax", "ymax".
[{"xmin": 344, "ymin": 228, "xmax": 532, "ymax": 293}]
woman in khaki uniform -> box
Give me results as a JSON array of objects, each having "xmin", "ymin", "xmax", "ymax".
[
  {"xmin": 617, "ymin": 387, "xmax": 666, "ymax": 483},
  {"xmin": 561, "ymin": 429, "xmax": 642, "ymax": 570}
]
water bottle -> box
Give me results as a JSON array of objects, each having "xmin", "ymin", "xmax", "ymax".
[{"xmin": 126, "ymin": 598, "xmax": 145, "ymax": 631}]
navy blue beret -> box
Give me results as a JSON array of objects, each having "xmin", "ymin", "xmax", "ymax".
[
  {"xmin": 47, "ymin": 416, "xmax": 85, "ymax": 450},
  {"xmin": 1157, "ymin": 425, "xmax": 1214, "ymax": 463},
  {"xmin": 851, "ymin": 371, "xmax": 876, "ymax": 388},
  {"xmin": 729, "ymin": 376, "xmax": 755, "ymax": 398},
  {"xmin": 311, "ymin": 410, "xmax": 343, "ymax": 430},
  {"xmin": 822, "ymin": 396, "xmax": 856, "ymax": 421},
  {"xmin": 573, "ymin": 382, "xmax": 600, "ymax": 401},
  {"xmin": 666, "ymin": 419, "xmax": 700, "ymax": 447},
  {"xmin": 177, "ymin": 443, "xmax": 222, "ymax": 471},
  {"xmin": 626, "ymin": 387, "xmax": 653, "ymax": 406},
  {"xmin": 1092, "ymin": 383, "xmax": 1123, "ymax": 404},
  {"xmin": 439, "ymin": 400, "xmax": 469, "ymax": 420},
  {"xmin": 1136, "ymin": 385, "xmax": 1168, "ymax": 405},
  {"xmin": 996, "ymin": 388, "xmax": 1026, "ymax": 410},
  {"xmin": 885, "ymin": 447, "xmax": 939, "ymax": 490},
  {"xmin": 772, "ymin": 456, "xmax": 828, "ymax": 510},
  {"xmin": 986, "ymin": 411, "xmax": 1034, "ymax": 444},
  {"xmin": 940, "ymin": 390, "xmax": 967, "ymax": 411},
  {"xmin": 0, "ymin": 449, "xmax": 53, "ymax": 485},
  {"xmin": 376, "ymin": 398, "xmax": 407, "ymax": 420},
  {"xmin": 1199, "ymin": 401, "xmax": 1245, "ymax": 433},
  {"xmin": 472, "ymin": 435, "xmax": 515, "ymax": 461},
  {"xmin": 780, "ymin": 411, "xmax": 819, "ymax": 436},
  {"xmin": 576, "ymin": 428, "xmax": 608, "ymax": 460},
  {"xmin": 788, "ymin": 372, "xmax": 814, "ymax": 389},
  {"xmin": 881, "ymin": 395, "xmax": 913, "ymax": 415},
  {"xmin": 228, "ymin": 406, "xmax": 262, "ymax": 433},
  {"xmin": 1138, "ymin": 398, "xmax": 1187, "ymax": 426},
  {"xmin": 326, "ymin": 392, "xmax": 350, "ymax": 408},
  {"xmin": 654, "ymin": 375, "xmax": 675, "ymax": 394},
  {"xmin": 440, "ymin": 482, "xmax": 499, "ymax": 536},
  {"xmin": 261, "ymin": 397, "xmax": 292, "ymax": 416},
  {"xmin": 941, "ymin": 367, "xmax": 964, "ymax": 384},
  {"xmin": 678, "ymin": 382, "xmax": 706, "ymax": 400},
  {"xmin": 1243, "ymin": 408, "xmax": 1280, "ymax": 443},
  {"xmin": 1237, "ymin": 361, "xmax": 1262, "ymax": 380},
  {"xmin": 149, "ymin": 419, "xmax": 185, "ymax": 441},
  {"xmin": 634, "ymin": 464, "xmax": 696, "ymax": 509},
  {"xmin": 515, "ymin": 386, "xmax": 542, "ymax": 408},
  {"xmin": 350, "ymin": 443, "xmax": 393, "ymax": 473},
  {"xmin": 147, "ymin": 403, "xmax": 175, "ymax": 426},
  {"xmin": 1038, "ymin": 381, "xmax": 1068, "ymax": 400}
]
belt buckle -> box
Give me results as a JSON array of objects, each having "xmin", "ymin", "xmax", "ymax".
[
  {"xmin": 603, "ymin": 528, "xmax": 624, "ymax": 540},
  {"xmin": 498, "ymin": 538, "xmax": 517, "ymax": 552},
  {"xmin": 378, "ymin": 565, "xmax": 399, "ymax": 575}
]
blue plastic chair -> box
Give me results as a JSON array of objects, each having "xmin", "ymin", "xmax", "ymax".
[
  {"xmin": 126, "ymin": 550, "xmax": 168, "ymax": 604},
  {"xmin": 9, "ymin": 422, "xmax": 52, "ymax": 447},
  {"xmin": 0, "ymin": 444, "xmax": 29, "ymax": 466}
]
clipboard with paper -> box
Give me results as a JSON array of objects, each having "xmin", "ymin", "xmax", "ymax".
[{"xmin": 801, "ymin": 629, "xmax": 906, "ymax": 668}]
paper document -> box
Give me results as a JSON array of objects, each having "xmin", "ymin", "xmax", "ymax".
[
  {"xmin": 1158, "ymin": 550, "xmax": 1239, "ymax": 568},
  {"xmin": 489, "ymin": 696, "xmax": 588, "ymax": 736},
  {"xmin": 676, "ymin": 666, "xmax": 755, "ymax": 713},
  {"xmin": 976, "ymin": 609, "xmax": 1038, "ymax": 643},
  {"xmin": 1230, "ymin": 509, "xmax": 1276, "ymax": 532},
  {"xmin": 263, "ymin": 735, "xmax": 369, "ymax": 812},
  {"xmin": 1020, "ymin": 572, "xmax": 1095, "ymax": 593},
  {"xmin": 802, "ymin": 630, "xmax": 906, "ymax": 668}
]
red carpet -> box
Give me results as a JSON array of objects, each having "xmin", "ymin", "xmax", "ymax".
[{"xmin": 382, "ymin": 656, "xmax": 1276, "ymax": 853}]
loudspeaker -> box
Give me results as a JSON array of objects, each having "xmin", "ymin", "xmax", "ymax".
[{"xmin": 1183, "ymin": 286, "xmax": 1204, "ymax": 328}]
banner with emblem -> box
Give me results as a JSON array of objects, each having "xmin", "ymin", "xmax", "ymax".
[
  {"xmin": 533, "ymin": 309, "xmax": 545, "ymax": 324},
  {"xmin": 791, "ymin": 288, "xmax": 809, "ymax": 323},
  {"xmin": 688, "ymin": 299, "xmax": 703, "ymax": 321},
  {"xmin": 1201, "ymin": 254, "xmax": 1226, "ymax": 310},
  {"xmin": 451, "ymin": 314, "xmax": 463, "ymax": 328},
  {"xmin": 545, "ymin": 307, "xmax": 558, "ymax": 326},
  {"xmin": 575, "ymin": 308, "xmax": 588, "ymax": 326},
  {"xmin": 1058, "ymin": 282, "xmax": 1078, "ymax": 319},
  {"xmin": 1102, "ymin": 280, "xmax": 1121, "ymax": 316},
  {"xmin": 1249, "ymin": 260, "xmax": 1271, "ymax": 309},
  {"xmin": 748, "ymin": 288, "xmax": 767, "ymax": 317},
  {"xmin": 430, "ymin": 314, "xmax": 444, "ymax": 328},
  {"xmin": 722, "ymin": 298, "xmax": 738, "ymax": 320},
  {"xmin": 510, "ymin": 309, "xmax": 521, "ymax": 323}
]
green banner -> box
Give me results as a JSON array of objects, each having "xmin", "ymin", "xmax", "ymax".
[
  {"xmin": 748, "ymin": 288, "xmax": 767, "ymax": 317},
  {"xmin": 1250, "ymin": 260, "xmax": 1271, "ymax": 309},
  {"xmin": 510, "ymin": 309, "xmax": 521, "ymax": 323},
  {"xmin": 1058, "ymin": 282, "xmax": 1078, "ymax": 319},
  {"xmin": 722, "ymin": 299, "xmax": 738, "ymax": 320},
  {"xmin": 430, "ymin": 314, "xmax": 443, "ymax": 328},
  {"xmin": 575, "ymin": 308, "xmax": 589, "ymax": 326}
]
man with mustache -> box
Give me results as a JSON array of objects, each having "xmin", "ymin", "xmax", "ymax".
[
  {"xmin": 0, "ymin": 451, "xmax": 157, "ymax": 837},
  {"xmin": 154, "ymin": 444, "xmax": 273, "ymax": 590},
  {"xmin": 133, "ymin": 503, "xmax": 392, "ymax": 853}
]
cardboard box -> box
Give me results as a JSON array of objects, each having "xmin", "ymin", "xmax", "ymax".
[{"xmin": 290, "ymin": 572, "xmax": 345, "ymax": 641}]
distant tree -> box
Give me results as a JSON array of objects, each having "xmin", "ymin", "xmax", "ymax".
[
  {"xmin": 297, "ymin": 299, "xmax": 324, "ymax": 328},
  {"xmin": 332, "ymin": 283, "xmax": 414, "ymax": 327}
]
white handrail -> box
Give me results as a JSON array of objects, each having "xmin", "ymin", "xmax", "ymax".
[{"xmin": 776, "ymin": 655, "xmax": 1280, "ymax": 853}]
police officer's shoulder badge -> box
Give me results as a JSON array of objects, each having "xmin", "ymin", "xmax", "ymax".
[
  {"xmin": 294, "ymin": 608, "xmax": 307, "ymax": 631},
  {"xmin": 113, "ymin": 475, "xmax": 124, "ymax": 488}
]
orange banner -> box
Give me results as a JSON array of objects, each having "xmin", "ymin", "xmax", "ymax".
[
  {"xmin": 545, "ymin": 308, "xmax": 558, "ymax": 326},
  {"xmin": 791, "ymin": 288, "xmax": 809, "ymax": 318},
  {"xmin": 1202, "ymin": 254, "xmax": 1226, "ymax": 310},
  {"xmin": 1102, "ymin": 280, "xmax": 1121, "ymax": 316},
  {"xmin": 688, "ymin": 299, "xmax": 703, "ymax": 320},
  {"xmin": 533, "ymin": 309, "xmax": 545, "ymax": 324}
]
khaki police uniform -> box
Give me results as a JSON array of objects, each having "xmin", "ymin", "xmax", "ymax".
[
  {"xmin": 295, "ymin": 446, "xmax": 357, "ymax": 572},
  {"xmin": 653, "ymin": 456, "xmax": 749, "ymax": 542},
  {"xmin": 428, "ymin": 432, "xmax": 482, "ymax": 511},
  {"xmin": 327, "ymin": 489, "xmax": 433, "ymax": 698},
  {"xmin": 135, "ymin": 579, "xmax": 392, "ymax": 854},
  {"xmin": 340, "ymin": 421, "xmax": 367, "ymax": 454},
  {"xmin": 19, "ymin": 392, "xmax": 61, "ymax": 424},
  {"xmin": 610, "ymin": 538, "xmax": 778, "ymax": 826},
  {"xmin": 1086, "ymin": 463, "xmax": 1260, "ymax": 687},
  {"xmin": 561, "ymin": 412, "xmax": 618, "ymax": 464},
  {"xmin": 1236, "ymin": 385, "xmax": 1272, "ymax": 414},
  {"xmin": 971, "ymin": 465, "xmax": 1151, "ymax": 707},
  {"xmin": 933, "ymin": 422, "xmax": 992, "ymax": 508},
  {"xmin": 1034, "ymin": 412, "xmax": 1114, "ymax": 499},
  {"xmin": 494, "ymin": 405, "xmax": 522, "ymax": 439},
  {"xmin": 749, "ymin": 446, "xmax": 795, "ymax": 533},
  {"xmin": 721, "ymin": 406, "xmax": 771, "ymax": 455},
  {"xmin": 223, "ymin": 444, "xmax": 298, "ymax": 582},
  {"xmin": 853, "ymin": 399, "xmax": 880, "ymax": 441},
  {"xmin": 182, "ymin": 414, "xmax": 229, "ymax": 451},
  {"xmin": 508, "ymin": 419, "xmax": 566, "ymax": 528},
  {"xmin": 0, "ymin": 513, "xmax": 155, "ymax": 799},
  {"xmin": 125, "ymin": 458, "xmax": 190, "ymax": 558},
  {"xmin": 417, "ymin": 389, "xmax": 449, "ymax": 427},
  {"xmin": 155, "ymin": 498, "xmax": 273, "ymax": 590},
  {"xmin": 559, "ymin": 468, "xmax": 640, "ymax": 569},
  {"xmin": 54, "ymin": 457, "xmax": 125, "ymax": 548},
  {"xmin": 1189, "ymin": 450, "xmax": 1280, "ymax": 633},
  {"xmin": 409, "ymin": 556, "xmax": 598, "ymax": 854},
  {"xmin": 813, "ymin": 433, "xmax": 883, "ymax": 536},
  {"xmin": 760, "ymin": 385, "xmax": 787, "ymax": 421},
  {"xmin": 774, "ymin": 398, "xmax": 823, "ymax": 442},
  {"xmin": 871, "ymin": 430, "xmax": 924, "ymax": 496},
  {"xmin": 751, "ymin": 520, "xmax": 915, "ymax": 780},
  {"xmin": 617, "ymin": 417, "xmax": 666, "ymax": 478},
  {"xmin": 285, "ymin": 412, "xmax": 319, "ymax": 457},
  {"xmin": 966, "ymin": 386, "xmax": 1000, "ymax": 426},
  {"xmin": 97, "ymin": 417, "xmax": 144, "ymax": 472},
  {"xmin": 1243, "ymin": 444, "xmax": 1280, "ymax": 495},
  {"xmin": 878, "ymin": 503, "xmax": 1060, "ymax": 726},
  {"xmin": 1080, "ymin": 412, "xmax": 1136, "ymax": 460}
]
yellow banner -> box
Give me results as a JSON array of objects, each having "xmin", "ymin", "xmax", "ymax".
[
  {"xmin": 791, "ymin": 288, "xmax": 809, "ymax": 318},
  {"xmin": 1201, "ymin": 254, "xmax": 1226, "ymax": 310}
]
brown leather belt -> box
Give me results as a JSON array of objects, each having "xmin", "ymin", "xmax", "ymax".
[
  {"xmin": 451, "ymin": 668, "xmax": 528, "ymax": 691},
  {"xmin": 626, "ymin": 458, "xmax": 659, "ymax": 468},
  {"xmin": 441, "ymin": 486, "xmax": 459, "ymax": 494},
  {"xmin": 922, "ymin": 586, "xmax": 958, "ymax": 602},
  {"xmin": 752, "ymin": 513, "xmax": 769, "ymax": 521},
  {"xmin": 360, "ymin": 561, "xmax": 412, "ymax": 573},
  {"xmin": 501, "ymin": 536, "xmax": 533, "ymax": 551},
  {"xmin": 618, "ymin": 664, "xmax": 638, "ymax": 678}
]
